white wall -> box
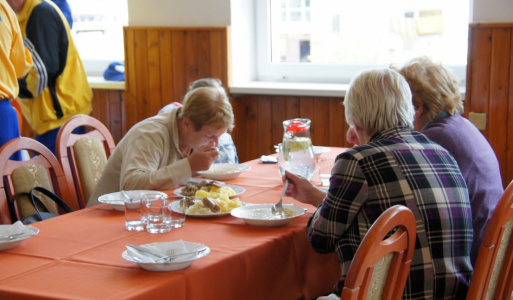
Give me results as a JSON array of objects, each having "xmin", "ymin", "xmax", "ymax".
[
  {"xmin": 127, "ymin": 0, "xmax": 231, "ymax": 27},
  {"xmin": 472, "ymin": 0, "xmax": 513, "ymax": 22}
]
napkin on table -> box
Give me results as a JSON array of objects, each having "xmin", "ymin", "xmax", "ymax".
[
  {"xmin": 126, "ymin": 240, "xmax": 190, "ymax": 263},
  {"xmin": 0, "ymin": 221, "xmax": 36, "ymax": 238}
]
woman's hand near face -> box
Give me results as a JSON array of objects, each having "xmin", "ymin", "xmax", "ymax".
[
  {"xmin": 187, "ymin": 146, "xmax": 219, "ymax": 173},
  {"xmin": 284, "ymin": 171, "xmax": 326, "ymax": 207}
]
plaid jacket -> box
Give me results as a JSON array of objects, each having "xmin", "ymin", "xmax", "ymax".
[{"xmin": 307, "ymin": 126, "xmax": 473, "ymax": 299}]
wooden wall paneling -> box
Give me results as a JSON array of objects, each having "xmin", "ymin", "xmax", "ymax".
[
  {"xmin": 312, "ymin": 97, "xmax": 330, "ymax": 147},
  {"xmin": 244, "ymin": 96, "xmax": 260, "ymax": 161},
  {"xmin": 123, "ymin": 27, "xmax": 138, "ymax": 132},
  {"xmin": 488, "ymin": 27, "xmax": 511, "ymax": 185},
  {"xmin": 271, "ymin": 96, "xmax": 287, "ymax": 151},
  {"xmin": 106, "ymin": 90, "xmax": 124, "ymax": 144},
  {"xmin": 230, "ymin": 96, "xmax": 247, "ymax": 161},
  {"xmin": 508, "ymin": 34, "xmax": 513, "ymax": 187},
  {"xmin": 258, "ymin": 96, "xmax": 273, "ymax": 157},
  {"xmin": 158, "ymin": 30, "xmax": 173, "ymax": 106},
  {"xmin": 184, "ymin": 31, "xmax": 200, "ymax": 84},
  {"xmin": 147, "ymin": 30, "xmax": 163, "ymax": 115},
  {"xmin": 328, "ymin": 99, "xmax": 348, "ymax": 148},
  {"xmin": 209, "ymin": 29, "xmax": 228, "ymax": 85},
  {"xmin": 466, "ymin": 26, "xmax": 492, "ymax": 118},
  {"xmin": 197, "ymin": 30, "xmax": 211, "ymax": 80},
  {"xmin": 133, "ymin": 30, "xmax": 150, "ymax": 124},
  {"xmin": 171, "ymin": 31, "xmax": 187, "ymax": 103}
]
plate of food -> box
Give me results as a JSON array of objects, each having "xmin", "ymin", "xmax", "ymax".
[
  {"xmin": 0, "ymin": 224, "xmax": 39, "ymax": 251},
  {"xmin": 174, "ymin": 182, "xmax": 245, "ymax": 198},
  {"xmin": 197, "ymin": 163, "xmax": 251, "ymax": 181},
  {"xmin": 122, "ymin": 240, "xmax": 210, "ymax": 272},
  {"xmin": 170, "ymin": 197, "xmax": 244, "ymax": 218},
  {"xmin": 98, "ymin": 190, "xmax": 168, "ymax": 211},
  {"xmin": 230, "ymin": 204, "xmax": 305, "ymax": 227}
]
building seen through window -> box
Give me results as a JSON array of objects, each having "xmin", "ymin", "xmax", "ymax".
[
  {"xmin": 266, "ymin": 0, "xmax": 469, "ymax": 83},
  {"xmin": 67, "ymin": 0, "xmax": 128, "ymax": 75}
]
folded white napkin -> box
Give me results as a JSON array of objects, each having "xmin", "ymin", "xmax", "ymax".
[
  {"xmin": 0, "ymin": 221, "xmax": 35, "ymax": 238},
  {"xmin": 126, "ymin": 240, "xmax": 190, "ymax": 263}
]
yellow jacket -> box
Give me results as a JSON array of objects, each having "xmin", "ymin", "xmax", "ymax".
[{"xmin": 15, "ymin": 0, "xmax": 92, "ymax": 134}]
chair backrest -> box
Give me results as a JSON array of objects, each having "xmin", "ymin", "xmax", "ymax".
[
  {"xmin": 56, "ymin": 114, "xmax": 116, "ymax": 209},
  {"xmin": 0, "ymin": 137, "xmax": 74, "ymax": 224},
  {"xmin": 341, "ymin": 205, "xmax": 417, "ymax": 300},
  {"xmin": 466, "ymin": 180, "xmax": 513, "ymax": 300}
]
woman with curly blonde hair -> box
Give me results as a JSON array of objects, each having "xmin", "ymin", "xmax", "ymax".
[{"xmin": 396, "ymin": 56, "xmax": 504, "ymax": 267}]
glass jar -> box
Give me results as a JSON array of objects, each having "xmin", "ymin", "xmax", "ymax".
[{"xmin": 278, "ymin": 118, "xmax": 316, "ymax": 180}]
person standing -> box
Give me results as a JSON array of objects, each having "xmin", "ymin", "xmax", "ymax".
[
  {"xmin": 396, "ymin": 56, "xmax": 504, "ymax": 266},
  {"xmin": 6, "ymin": 0, "xmax": 92, "ymax": 155},
  {"xmin": 285, "ymin": 68, "xmax": 473, "ymax": 299},
  {"xmin": 0, "ymin": 0, "xmax": 32, "ymax": 160}
]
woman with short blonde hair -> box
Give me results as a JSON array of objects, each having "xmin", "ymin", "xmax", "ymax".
[{"xmin": 397, "ymin": 56, "xmax": 504, "ymax": 266}]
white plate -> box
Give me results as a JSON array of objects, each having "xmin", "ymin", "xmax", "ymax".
[
  {"xmin": 174, "ymin": 184, "xmax": 245, "ymax": 198},
  {"xmin": 169, "ymin": 200, "xmax": 243, "ymax": 218},
  {"xmin": 230, "ymin": 204, "xmax": 305, "ymax": 227},
  {"xmin": 0, "ymin": 225, "xmax": 39, "ymax": 251},
  {"xmin": 98, "ymin": 190, "xmax": 168, "ymax": 211},
  {"xmin": 197, "ymin": 163, "xmax": 251, "ymax": 181},
  {"xmin": 313, "ymin": 146, "xmax": 331, "ymax": 159},
  {"xmin": 122, "ymin": 241, "xmax": 210, "ymax": 271}
]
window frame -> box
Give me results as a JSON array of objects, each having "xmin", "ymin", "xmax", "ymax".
[{"xmin": 255, "ymin": 0, "xmax": 468, "ymax": 85}]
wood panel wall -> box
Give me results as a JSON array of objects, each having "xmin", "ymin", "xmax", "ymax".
[
  {"xmin": 123, "ymin": 26, "xmax": 230, "ymax": 130},
  {"xmin": 229, "ymin": 94, "xmax": 353, "ymax": 163},
  {"xmin": 465, "ymin": 23, "xmax": 513, "ymax": 188}
]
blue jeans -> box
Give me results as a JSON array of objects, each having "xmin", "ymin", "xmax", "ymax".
[{"xmin": 36, "ymin": 125, "xmax": 86, "ymax": 156}]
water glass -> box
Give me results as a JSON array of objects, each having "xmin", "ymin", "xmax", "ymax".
[
  {"xmin": 168, "ymin": 195, "xmax": 186, "ymax": 228},
  {"xmin": 124, "ymin": 198, "xmax": 146, "ymax": 231},
  {"xmin": 145, "ymin": 195, "xmax": 172, "ymax": 234}
]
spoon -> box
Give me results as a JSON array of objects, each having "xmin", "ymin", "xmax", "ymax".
[
  {"xmin": 0, "ymin": 232, "xmax": 26, "ymax": 241},
  {"xmin": 272, "ymin": 179, "xmax": 288, "ymax": 215}
]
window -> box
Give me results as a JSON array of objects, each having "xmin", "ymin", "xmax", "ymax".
[
  {"xmin": 257, "ymin": 0, "xmax": 469, "ymax": 84},
  {"xmin": 67, "ymin": 0, "xmax": 128, "ymax": 76}
]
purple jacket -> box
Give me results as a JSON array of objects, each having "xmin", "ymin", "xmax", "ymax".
[{"xmin": 423, "ymin": 113, "xmax": 504, "ymax": 266}]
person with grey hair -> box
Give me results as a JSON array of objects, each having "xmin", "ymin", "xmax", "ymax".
[
  {"xmin": 284, "ymin": 68, "xmax": 473, "ymax": 299},
  {"xmin": 159, "ymin": 78, "xmax": 238, "ymax": 164},
  {"xmin": 396, "ymin": 56, "xmax": 503, "ymax": 267},
  {"xmin": 87, "ymin": 86, "xmax": 234, "ymax": 207}
]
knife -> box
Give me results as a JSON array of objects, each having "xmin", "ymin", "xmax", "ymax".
[{"xmin": 126, "ymin": 244, "xmax": 207, "ymax": 262}]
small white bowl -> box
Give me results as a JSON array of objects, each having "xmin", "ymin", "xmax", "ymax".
[
  {"xmin": 0, "ymin": 225, "xmax": 39, "ymax": 251},
  {"xmin": 230, "ymin": 204, "xmax": 305, "ymax": 227},
  {"xmin": 122, "ymin": 241, "xmax": 210, "ymax": 272},
  {"xmin": 313, "ymin": 146, "xmax": 331, "ymax": 159},
  {"xmin": 198, "ymin": 163, "xmax": 251, "ymax": 181}
]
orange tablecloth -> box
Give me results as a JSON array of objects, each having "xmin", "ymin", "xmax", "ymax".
[{"xmin": 0, "ymin": 147, "xmax": 346, "ymax": 300}]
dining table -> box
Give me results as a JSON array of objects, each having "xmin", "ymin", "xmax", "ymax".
[{"xmin": 0, "ymin": 147, "xmax": 347, "ymax": 300}]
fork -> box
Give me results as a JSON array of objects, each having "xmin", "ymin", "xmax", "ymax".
[{"xmin": 272, "ymin": 179, "xmax": 289, "ymax": 215}]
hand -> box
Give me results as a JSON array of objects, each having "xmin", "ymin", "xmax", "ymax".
[
  {"xmin": 283, "ymin": 171, "xmax": 325, "ymax": 207},
  {"xmin": 346, "ymin": 127, "xmax": 360, "ymax": 146},
  {"xmin": 187, "ymin": 146, "xmax": 219, "ymax": 173}
]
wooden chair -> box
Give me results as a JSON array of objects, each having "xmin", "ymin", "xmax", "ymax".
[
  {"xmin": 466, "ymin": 180, "xmax": 513, "ymax": 300},
  {"xmin": 0, "ymin": 137, "xmax": 75, "ymax": 224},
  {"xmin": 56, "ymin": 115, "xmax": 116, "ymax": 209},
  {"xmin": 341, "ymin": 205, "xmax": 417, "ymax": 300}
]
